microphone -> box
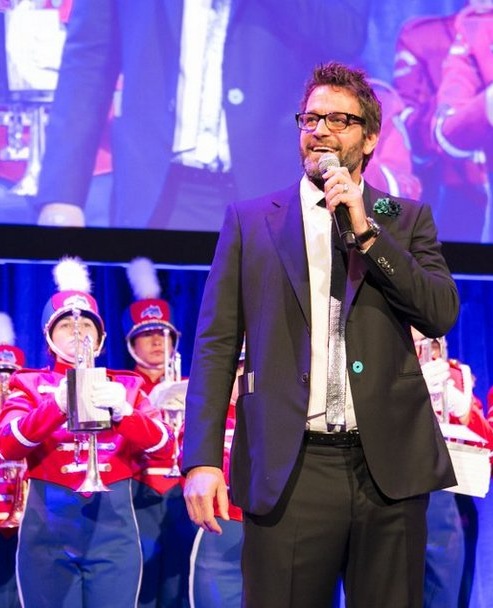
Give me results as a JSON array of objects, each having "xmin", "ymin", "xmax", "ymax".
[{"xmin": 318, "ymin": 153, "xmax": 356, "ymax": 249}]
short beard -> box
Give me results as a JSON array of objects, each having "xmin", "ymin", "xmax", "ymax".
[
  {"xmin": 302, "ymin": 156, "xmax": 325, "ymax": 190},
  {"xmin": 301, "ymin": 140, "xmax": 366, "ymax": 188}
]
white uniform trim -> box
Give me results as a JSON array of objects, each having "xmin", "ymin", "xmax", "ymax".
[
  {"xmin": 144, "ymin": 419, "xmax": 170, "ymax": 453},
  {"xmin": 435, "ymin": 109, "xmax": 476, "ymax": 159},
  {"xmin": 11, "ymin": 417, "xmax": 40, "ymax": 448}
]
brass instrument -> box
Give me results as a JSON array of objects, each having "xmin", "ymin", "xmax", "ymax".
[
  {"xmin": 163, "ymin": 327, "xmax": 181, "ymax": 383},
  {"xmin": 417, "ymin": 335, "xmax": 449, "ymax": 423},
  {"xmin": 147, "ymin": 327, "xmax": 185, "ymax": 477},
  {"xmin": 0, "ymin": 368, "xmax": 27, "ymax": 527},
  {"xmin": 0, "ymin": 371, "xmax": 12, "ymax": 409},
  {"xmin": 66, "ymin": 309, "xmax": 111, "ymax": 493},
  {"xmin": 0, "ymin": 105, "xmax": 29, "ymax": 162},
  {"xmin": 0, "ymin": 461, "xmax": 27, "ymax": 528},
  {"xmin": 9, "ymin": 105, "xmax": 45, "ymax": 197},
  {"xmin": 160, "ymin": 380, "xmax": 187, "ymax": 477}
]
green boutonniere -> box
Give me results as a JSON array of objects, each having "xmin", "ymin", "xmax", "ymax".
[{"xmin": 373, "ymin": 197, "xmax": 402, "ymax": 218}]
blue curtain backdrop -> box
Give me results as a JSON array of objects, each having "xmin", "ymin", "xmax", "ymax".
[
  {"xmin": 0, "ymin": 262, "xmax": 493, "ymax": 403},
  {"xmin": 447, "ymin": 276, "xmax": 493, "ymax": 408},
  {"xmin": 2, "ymin": 262, "xmax": 492, "ymax": 405},
  {"xmin": 2, "ymin": 261, "xmax": 493, "ymax": 607}
]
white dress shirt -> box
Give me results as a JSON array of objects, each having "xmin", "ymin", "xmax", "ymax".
[
  {"xmin": 172, "ymin": 0, "xmax": 231, "ymax": 171},
  {"xmin": 300, "ymin": 174, "xmax": 359, "ymax": 432}
]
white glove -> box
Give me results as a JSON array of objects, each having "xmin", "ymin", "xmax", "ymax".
[
  {"xmin": 446, "ymin": 384, "xmax": 471, "ymax": 418},
  {"xmin": 91, "ymin": 381, "xmax": 133, "ymax": 422},
  {"xmin": 421, "ymin": 359, "xmax": 451, "ymax": 395},
  {"xmin": 147, "ymin": 380, "xmax": 175, "ymax": 408},
  {"xmin": 446, "ymin": 364, "xmax": 473, "ymax": 419},
  {"xmin": 149, "ymin": 380, "xmax": 188, "ymax": 411},
  {"xmin": 54, "ymin": 378, "xmax": 68, "ymax": 414}
]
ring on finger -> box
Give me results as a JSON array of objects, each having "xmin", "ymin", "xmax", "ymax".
[{"xmin": 342, "ymin": 183, "xmax": 349, "ymax": 193}]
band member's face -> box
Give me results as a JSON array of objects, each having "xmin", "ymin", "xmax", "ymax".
[
  {"xmin": 299, "ymin": 84, "xmax": 378, "ymax": 186},
  {"xmin": 133, "ymin": 329, "xmax": 174, "ymax": 367},
  {"xmin": 51, "ymin": 315, "xmax": 100, "ymax": 359}
]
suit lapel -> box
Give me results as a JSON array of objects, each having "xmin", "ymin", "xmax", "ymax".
[
  {"xmin": 265, "ymin": 182, "xmax": 388, "ymax": 325},
  {"xmin": 266, "ymin": 187, "xmax": 311, "ymax": 328}
]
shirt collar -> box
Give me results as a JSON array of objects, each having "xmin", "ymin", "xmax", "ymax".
[{"xmin": 300, "ymin": 173, "xmax": 365, "ymax": 211}]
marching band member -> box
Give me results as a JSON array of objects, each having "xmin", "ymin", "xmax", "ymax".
[
  {"xmin": 393, "ymin": 4, "xmax": 489, "ymax": 242},
  {"xmin": 435, "ymin": 0, "xmax": 493, "ymax": 242},
  {"xmin": 0, "ymin": 312, "xmax": 25, "ymax": 608},
  {"xmin": 414, "ymin": 330, "xmax": 486, "ymax": 607},
  {"xmin": 123, "ymin": 257, "xmax": 196, "ymax": 608},
  {"xmin": 0, "ymin": 257, "xmax": 174, "ymax": 608}
]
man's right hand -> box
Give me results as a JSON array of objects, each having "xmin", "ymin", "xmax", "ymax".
[{"xmin": 183, "ymin": 466, "xmax": 230, "ymax": 534}]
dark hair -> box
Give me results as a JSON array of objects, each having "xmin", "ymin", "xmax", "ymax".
[{"xmin": 300, "ymin": 62, "xmax": 382, "ymax": 171}]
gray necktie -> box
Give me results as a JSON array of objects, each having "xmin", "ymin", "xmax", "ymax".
[{"xmin": 326, "ymin": 221, "xmax": 347, "ymax": 432}]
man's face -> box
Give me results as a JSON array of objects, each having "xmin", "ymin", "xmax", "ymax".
[
  {"xmin": 299, "ymin": 85, "xmax": 378, "ymax": 187},
  {"xmin": 133, "ymin": 329, "xmax": 174, "ymax": 368},
  {"xmin": 51, "ymin": 315, "xmax": 100, "ymax": 360}
]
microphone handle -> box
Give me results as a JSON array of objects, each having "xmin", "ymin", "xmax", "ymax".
[{"xmin": 334, "ymin": 204, "xmax": 357, "ymax": 249}]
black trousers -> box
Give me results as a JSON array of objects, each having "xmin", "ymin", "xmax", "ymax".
[{"xmin": 242, "ymin": 442, "xmax": 429, "ymax": 608}]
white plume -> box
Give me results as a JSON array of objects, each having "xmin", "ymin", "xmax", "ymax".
[
  {"xmin": 52, "ymin": 256, "xmax": 92, "ymax": 293},
  {"xmin": 0, "ymin": 312, "xmax": 15, "ymax": 345},
  {"xmin": 127, "ymin": 257, "xmax": 161, "ymax": 299}
]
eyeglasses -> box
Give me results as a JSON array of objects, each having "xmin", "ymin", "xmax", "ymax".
[{"xmin": 295, "ymin": 111, "xmax": 366, "ymax": 132}]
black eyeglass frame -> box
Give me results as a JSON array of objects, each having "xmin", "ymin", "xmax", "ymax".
[{"xmin": 295, "ymin": 111, "xmax": 366, "ymax": 132}]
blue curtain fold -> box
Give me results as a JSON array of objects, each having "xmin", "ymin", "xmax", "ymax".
[{"xmin": 2, "ymin": 262, "xmax": 491, "ymax": 409}]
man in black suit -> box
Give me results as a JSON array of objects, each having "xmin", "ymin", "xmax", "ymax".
[{"xmin": 182, "ymin": 62, "xmax": 459, "ymax": 607}]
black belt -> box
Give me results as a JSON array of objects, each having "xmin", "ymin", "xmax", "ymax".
[{"xmin": 303, "ymin": 430, "xmax": 361, "ymax": 448}]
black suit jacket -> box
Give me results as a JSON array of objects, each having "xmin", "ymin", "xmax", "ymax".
[{"xmin": 182, "ymin": 181, "xmax": 459, "ymax": 515}]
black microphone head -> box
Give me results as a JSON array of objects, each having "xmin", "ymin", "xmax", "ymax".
[{"xmin": 318, "ymin": 152, "xmax": 340, "ymax": 173}]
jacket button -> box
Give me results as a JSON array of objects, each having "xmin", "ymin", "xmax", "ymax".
[
  {"xmin": 352, "ymin": 361, "xmax": 364, "ymax": 373},
  {"xmin": 227, "ymin": 88, "xmax": 245, "ymax": 105},
  {"xmin": 301, "ymin": 372, "xmax": 309, "ymax": 383}
]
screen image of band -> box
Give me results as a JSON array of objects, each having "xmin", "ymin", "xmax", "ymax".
[{"xmin": 0, "ymin": 0, "xmax": 490, "ymax": 244}]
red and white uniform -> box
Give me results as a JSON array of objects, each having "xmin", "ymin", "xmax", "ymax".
[
  {"xmin": 132, "ymin": 368, "xmax": 179, "ymax": 495},
  {"xmin": 394, "ymin": 13, "xmax": 489, "ymax": 240},
  {"xmin": 466, "ymin": 381, "xmax": 493, "ymax": 451},
  {"xmin": 0, "ymin": 361, "xmax": 174, "ymax": 608},
  {"xmin": 444, "ymin": 359, "xmax": 493, "ymax": 459},
  {"xmin": 0, "ymin": 362, "xmax": 173, "ymax": 487},
  {"xmin": 436, "ymin": 8, "xmax": 493, "ymax": 173},
  {"xmin": 364, "ymin": 79, "xmax": 422, "ymax": 200}
]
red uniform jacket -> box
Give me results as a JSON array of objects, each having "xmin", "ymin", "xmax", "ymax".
[{"xmin": 0, "ymin": 362, "xmax": 173, "ymax": 491}]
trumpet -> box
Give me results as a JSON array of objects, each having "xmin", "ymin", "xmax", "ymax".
[
  {"xmin": 417, "ymin": 335, "xmax": 449, "ymax": 423},
  {"xmin": 10, "ymin": 105, "xmax": 46, "ymax": 197},
  {"xmin": 66, "ymin": 310, "xmax": 111, "ymax": 493},
  {"xmin": 145, "ymin": 328, "xmax": 185, "ymax": 477},
  {"xmin": 0, "ymin": 370, "xmax": 27, "ymax": 527},
  {"xmin": 163, "ymin": 327, "xmax": 181, "ymax": 383},
  {"xmin": 0, "ymin": 461, "xmax": 27, "ymax": 528}
]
